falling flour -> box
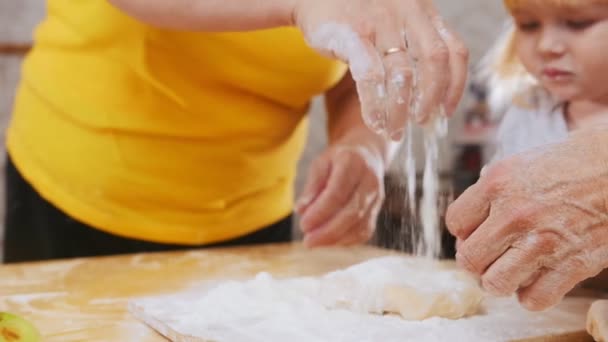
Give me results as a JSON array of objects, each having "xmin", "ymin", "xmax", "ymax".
[
  {"xmin": 404, "ymin": 122, "xmax": 417, "ymax": 236},
  {"xmin": 307, "ymin": 23, "xmax": 452, "ymax": 257},
  {"xmin": 421, "ymin": 113, "xmax": 449, "ymax": 258},
  {"xmin": 404, "ymin": 110, "xmax": 448, "ymax": 259}
]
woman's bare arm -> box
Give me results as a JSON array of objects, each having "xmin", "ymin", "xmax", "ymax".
[{"xmin": 107, "ymin": 0, "xmax": 296, "ymax": 31}]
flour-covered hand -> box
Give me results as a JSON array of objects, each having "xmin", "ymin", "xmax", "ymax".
[
  {"xmin": 447, "ymin": 128, "xmax": 608, "ymax": 311},
  {"xmin": 296, "ymin": 145, "xmax": 385, "ymax": 247},
  {"xmin": 293, "ymin": 0, "xmax": 468, "ymax": 140}
]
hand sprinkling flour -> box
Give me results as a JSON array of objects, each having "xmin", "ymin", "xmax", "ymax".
[
  {"xmin": 107, "ymin": 0, "xmax": 469, "ymax": 252},
  {"xmin": 293, "ymin": 0, "xmax": 468, "ymax": 140}
]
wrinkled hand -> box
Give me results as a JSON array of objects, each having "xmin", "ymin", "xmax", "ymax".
[
  {"xmin": 293, "ymin": 0, "xmax": 468, "ymax": 140},
  {"xmin": 296, "ymin": 145, "xmax": 385, "ymax": 247},
  {"xmin": 446, "ymin": 129, "xmax": 608, "ymax": 311}
]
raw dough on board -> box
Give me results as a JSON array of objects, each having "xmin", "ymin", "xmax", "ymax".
[
  {"xmin": 129, "ymin": 255, "xmax": 598, "ymax": 342},
  {"xmin": 318, "ymin": 256, "xmax": 483, "ymax": 320},
  {"xmin": 588, "ymin": 300, "xmax": 608, "ymax": 342}
]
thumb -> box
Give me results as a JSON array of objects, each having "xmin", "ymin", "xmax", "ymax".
[{"xmin": 296, "ymin": 155, "xmax": 332, "ymax": 215}]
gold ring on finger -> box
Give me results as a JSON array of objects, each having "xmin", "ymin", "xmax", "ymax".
[{"xmin": 383, "ymin": 47, "xmax": 406, "ymax": 57}]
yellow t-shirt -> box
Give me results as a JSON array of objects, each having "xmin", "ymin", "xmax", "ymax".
[{"xmin": 7, "ymin": 0, "xmax": 347, "ymax": 245}]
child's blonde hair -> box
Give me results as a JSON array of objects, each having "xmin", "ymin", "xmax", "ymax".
[
  {"xmin": 476, "ymin": 22, "xmax": 537, "ymax": 117},
  {"xmin": 504, "ymin": 0, "xmax": 606, "ymax": 10}
]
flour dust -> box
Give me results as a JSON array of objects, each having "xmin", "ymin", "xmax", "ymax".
[
  {"xmin": 377, "ymin": 109, "xmax": 449, "ymax": 260},
  {"xmin": 416, "ymin": 112, "xmax": 448, "ymax": 258}
]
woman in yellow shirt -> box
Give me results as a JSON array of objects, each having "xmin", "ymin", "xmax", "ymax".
[{"xmin": 4, "ymin": 0, "xmax": 468, "ymax": 262}]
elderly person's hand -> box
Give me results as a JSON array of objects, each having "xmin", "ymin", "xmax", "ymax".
[
  {"xmin": 296, "ymin": 143, "xmax": 385, "ymax": 247},
  {"xmin": 446, "ymin": 128, "xmax": 608, "ymax": 311},
  {"xmin": 294, "ymin": 0, "xmax": 468, "ymax": 139}
]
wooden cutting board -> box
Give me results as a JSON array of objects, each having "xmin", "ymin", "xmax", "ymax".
[
  {"xmin": 0, "ymin": 243, "xmax": 600, "ymax": 341},
  {"xmin": 130, "ymin": 296, "xmax": 596, "ymax": 342},
  {"xmin": 128, "ymin": 262, "xmax": 596, "ymax": 342}
]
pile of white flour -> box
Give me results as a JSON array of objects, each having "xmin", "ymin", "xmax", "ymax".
[{"xmin": 130, "ymin": 266, "xmax": 588, "ymax": 342}]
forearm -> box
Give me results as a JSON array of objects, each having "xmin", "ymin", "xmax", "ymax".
[
  {"xmin": 326, "ymin": 74, "xmax": 399, "ymax": 169},
  {"xmin": 107, "ymin": 0, "xmax": 296, "ymax": 31}
]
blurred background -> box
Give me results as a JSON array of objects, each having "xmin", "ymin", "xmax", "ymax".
[{"xmin": 0, "ymin": 1, "xmax": 508, "ymax": 259}]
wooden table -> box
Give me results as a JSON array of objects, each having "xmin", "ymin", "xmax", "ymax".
[
  {"xmin": 0, "ymin": 243, "xmax": 396, "ymax": 341},
  {"xmin": 0, "ymin": 243, "xmax": 601, "ymax": 341}
]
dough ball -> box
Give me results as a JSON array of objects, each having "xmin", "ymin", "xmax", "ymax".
[
  {"xmin": 317, "ymin": 256, "xmax": 483, "ymax": 320},
  {"xmin": 588, "ymin": 300, "xmax": 608, "ymax": 342}
]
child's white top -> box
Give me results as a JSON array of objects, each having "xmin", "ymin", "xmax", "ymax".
[{"xmin": 491, "ymin": 89, "xmax": 569, "ymax": 162}]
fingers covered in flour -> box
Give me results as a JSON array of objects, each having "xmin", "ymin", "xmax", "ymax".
[
  {"xmin": 301, "ymin": 146, "xmax": 384, "ymax": 247},
  {"xmin": 449, "ymin": 131, "xmax": 608, "ymax": 309},
  {"xmin": 294, "ymin": 0, "xmax": 466, "ymax": 137}
]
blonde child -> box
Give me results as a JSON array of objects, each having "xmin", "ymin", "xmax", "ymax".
[
  {"xmin": 447, "ymin": 0, "xmax": 608, "ymax": 318},
  {"xmin": 479, "ymin": 0, "xmax": 608, "ymax": 161}
]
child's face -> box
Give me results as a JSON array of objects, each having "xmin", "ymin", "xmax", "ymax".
[{"xmin": 508, "ymin": 1, "xmax": 608, "ymax": 102}]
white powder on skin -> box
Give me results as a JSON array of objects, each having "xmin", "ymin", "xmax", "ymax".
[
  {"xmin": 435, "ymin": 19, "xmax": 452, "ymax": 42},
  {"xmin": 376, "ymin": 84, "xmax": 386, "ymax": 98},
  {"xmin": 306, "ymin": 23, "xmax": 389, "ymax": 135},
  {"xmin": 392, "ymin": 73, "xmax": 406, "ymax": 88},
  {"xmin": 392, "ymin": 73, "xmax": 407, "ymax": 105},
  {"xmin": 324, "ymin": 146, "xmax": 384, "ymax": 219},
  {"xmin": 306, "ymin": 23, "xmax": 374, "ymax": 82}
]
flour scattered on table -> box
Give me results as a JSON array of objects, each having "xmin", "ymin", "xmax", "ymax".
[{"xmin": 129, "ymin": 256, "xmax": 591, "ymax": 342}]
